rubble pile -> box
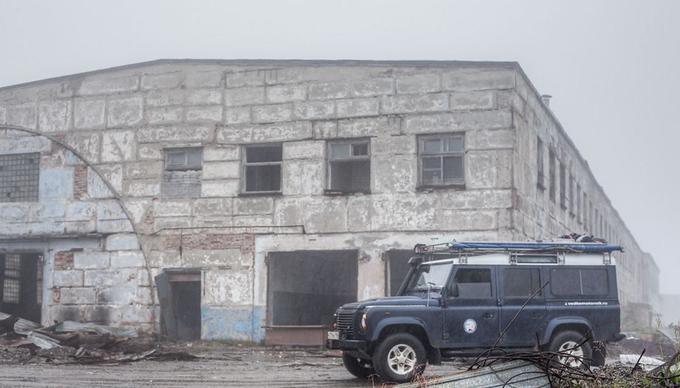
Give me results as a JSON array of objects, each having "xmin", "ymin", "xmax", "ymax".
[{"xmin": 0, "ymin": 312, "xmax": 197, "ymax": 365}]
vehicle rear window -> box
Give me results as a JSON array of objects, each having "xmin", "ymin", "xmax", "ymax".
[
  {"xmin": 453, "ymin": 268, "xmax": 492, "ymax": 298},
  {"xmin": 503, "ymin": 268, "xmax": 541, "ymax": 298},
  {"xmin": 550, "ymin": 268, "xmax": 609, "ymax": 296}
]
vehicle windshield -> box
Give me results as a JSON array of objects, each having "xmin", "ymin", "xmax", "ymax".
[{"xmin": 403, "ymin": 262, "xmax": 453, "ymax": 295}]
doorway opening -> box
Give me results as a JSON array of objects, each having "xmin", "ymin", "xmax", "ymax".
[
  {"xmin": 265, "ymin": 250, "xmax": 358, "ymax": 345},
  {"xmin": 0, "ymin": 253, "xmax": 43, "ymax": 322},
  {"xmin": 155, "ymin": 269, "xmax": 201, "ymax": 340}
]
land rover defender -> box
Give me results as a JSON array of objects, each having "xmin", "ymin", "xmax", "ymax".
[{"xmin": 326, "ymin": 240, "xmax": 624, "ymax": 383}]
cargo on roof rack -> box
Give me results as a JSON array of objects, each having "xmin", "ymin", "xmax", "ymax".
[{"xmin": 414, "ymin": 240, "xmax": 624, "ymax": 255}]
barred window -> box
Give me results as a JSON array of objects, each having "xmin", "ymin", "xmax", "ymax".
[
  {"xmin": 2, "ymin": 254, "xmax": 21, "ymax": 303},
  {"xmin": 0, "ymin": 153, "xmax": 40, "ymax": 202},
  {"xmin": 327, "ymin": 139, "xmax": 370, "ymax": 193},
  {"xmin": 162, "ymin": 147, "xmax": 203, "ymax": 199},
  {"xmin": 418, "ymin": 134, "xmax": 465, "ymax": 187}
]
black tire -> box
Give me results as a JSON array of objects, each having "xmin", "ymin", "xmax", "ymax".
[
  {"xmin": 341, "ymin": 352, "xmax": 375, "ymax": 379},
  {"xmin": 548, "ymin": 330, "xmax": 593, "ymax": 369},
  {"xmin": 372, "ymin": 333, "xmax": 427, "ymax": 383}
]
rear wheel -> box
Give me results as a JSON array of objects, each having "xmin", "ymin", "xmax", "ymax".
[
  {"xmin": 342, "ymin": 353, "xmax": 374, "ymax": 379},
  {"xmin": 372, "ymin": 333, "xmax": 427, "ymax": 383},
  {"xmin": 549, "ymin": 330, "xmax": 593, "ymax": 369}
]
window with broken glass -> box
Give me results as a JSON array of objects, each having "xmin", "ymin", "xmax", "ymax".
[
  {"xmin": 327, "ymin": 139, "xmax": 370, "ymax": 193},
  {"xmin": 0, "ymin": 153, "xmax": 40, "ymax": 203},
  {"xmin": 162, "ymin": 147, "xmax": 203, "ymax": 199},
  {"xmin": 242, "ymin": 144, "xmax": 282, "ymax": 193},
  {"xmin": 418, "ymin": 134, "xmax": 465, "ymax": 188}
]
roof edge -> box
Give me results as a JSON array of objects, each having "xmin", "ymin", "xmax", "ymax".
[{"xmin": 0, "ymin": 58, "xmax": 519, "ymax": 91}]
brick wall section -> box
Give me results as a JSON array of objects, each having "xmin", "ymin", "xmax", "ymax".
[
  {"xmin": 53, "ymin": 251, "xmax": 74, "ymax": 270},
  {"xmin": 73, "ymin": 165, "xmax": 88, "ymax": 199}
]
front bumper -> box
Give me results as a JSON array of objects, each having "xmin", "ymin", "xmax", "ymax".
[{"xmin": 326, "ymin": 339, "xmax": 367, "ymax": 351}]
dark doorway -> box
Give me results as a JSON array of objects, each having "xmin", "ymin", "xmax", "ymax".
[
  {"xmin": 266, "ymin": 250, "xmax": 358, "ymax": 345},
  {"xmin": 155, "ymin": 270, "xmax": 201, "ymax": 340},
  {"xmin": 385, "ymin": 250, "xmax": 412, "ymax": 296},
  {"xmin": 0, "ymin": 253, "xmax": 42, "ymax": 322}
]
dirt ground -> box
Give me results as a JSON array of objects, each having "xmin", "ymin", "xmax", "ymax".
[{"xmin": 0, "ymin": 342, "xmax": 465, "ymax": 388}]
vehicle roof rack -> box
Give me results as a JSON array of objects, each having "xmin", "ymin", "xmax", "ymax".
[{"xmin": 414, "ymin": 240, "xmax": 624, "ymax": 255}]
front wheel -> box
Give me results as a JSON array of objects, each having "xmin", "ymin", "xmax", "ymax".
[
  {"xmin": 342, "ymin": 353, "xmax": 375, "ymax": 379},
  {"xmin": 372, "ymin": 333, "xmax": 427, "ymax": 383}
]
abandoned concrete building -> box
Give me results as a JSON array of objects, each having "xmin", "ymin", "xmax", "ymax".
[{"xmin": 0, "ymin": 59, "xmax": 659, "ymax": 345}]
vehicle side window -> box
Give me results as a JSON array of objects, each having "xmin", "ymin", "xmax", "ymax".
[
  {"xmin": 550, "ymin": 268, "xmax": 609, "ymax": 296},
  {"xmin": 502, "ymin": 268, "xmax": 541, "ymax": 298},
  {"xmin": 451, "ymin": 268, "xmax": 492, "ymax": 298}
]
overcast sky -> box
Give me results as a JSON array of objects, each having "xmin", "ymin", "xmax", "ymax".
[{"xmin": 1, "ymin": 0, "xmax": 678, "ymax": 293}]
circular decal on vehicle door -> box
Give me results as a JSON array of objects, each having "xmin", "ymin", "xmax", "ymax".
[{"xmin": 463, "ymin": 319, "xmax": 477, "ymax": 334}]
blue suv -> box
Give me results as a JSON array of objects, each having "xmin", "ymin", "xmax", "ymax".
[{"xmin": 327, "ymin": 241, "xmax": 624, "ymax": 383}]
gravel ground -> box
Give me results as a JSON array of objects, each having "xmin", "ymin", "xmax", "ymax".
[{"xmin": 0, "ymin": 343, "xmax": 466, "ymax": 388}]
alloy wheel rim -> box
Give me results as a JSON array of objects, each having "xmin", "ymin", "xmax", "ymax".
[
  {"xmin": 387, "ymin": 344, "xmax": 417, "ymax": 375},
  {"xmin": 557, "ymin": 340, "xmax": 584, "ymax": 368}
]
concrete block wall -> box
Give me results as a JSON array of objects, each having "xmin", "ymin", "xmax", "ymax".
[
  {"xmin": 0, "ymin": 59, "xmax": 656, "ymax": 337},
  {"xmin": 507, "ymin": 74, "xmax": 659, "ymax": 327}
]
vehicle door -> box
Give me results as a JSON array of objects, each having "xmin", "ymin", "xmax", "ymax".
[
  {"xmin": 443, "ymin": 266, "xmax": 500, "ymax": 348},
  {"xmin": 498, "ymin": 266, "xmax": 547, "ymax": 347}
]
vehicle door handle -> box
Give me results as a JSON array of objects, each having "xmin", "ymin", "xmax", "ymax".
[{"xmin": 483, "ymin": 312, "xmax": 494, "ymax": 319}]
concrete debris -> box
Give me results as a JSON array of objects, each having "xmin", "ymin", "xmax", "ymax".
[
  {"xmin": 397, "ymin": 360, "xmax": 549, "ymax": 387},
  {"xmin": 0, "ymin": 311, "xmax": 196, "ymax": 365},
  {"xmin": 619, "ymin": 354, "xmax": 665, "ymax": 371}
]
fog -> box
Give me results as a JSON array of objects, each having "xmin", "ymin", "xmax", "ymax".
[{"xmin": 0, "ymin": 0, "xmax": 678, "ymax": 293}]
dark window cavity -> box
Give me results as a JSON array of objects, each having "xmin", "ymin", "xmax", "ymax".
[
  {"xmin": 0, "ymin": 153, "xmax": 40, "ymax": 203},
  {"xmin": 384, "ymin": 250, "xmax": 414, "ymax": 296},
  {"xmin": 162, "ymin": 147, "xmax": 203, "ymax": 199},
  {"xmin": 559, "ymin": 162, "xmax": 567, "ymax": 209},
  {"xmin": 327, "ymin": 139, "xmax": 370, "ymax": 193},
  {"xmin": 503, "ymin": 268, "xmax": 541, "ymax": 298},
  {"xmin": 536, "ymin": 137, "xmax": 545, "ymax": 190},
  {"xmin": 243, "ymin": 144, "xmax": 282, "ymax": 193},
  {"xmin": 267, "ymin": 250, "xmax": 357, "ymax": 326},
  {"xmin": 569, "ymin": 172, "xmax": 576, "ymax": 216},
  {"xmin": 550, "ymin": 268, "xmax": 609, "ymax": 296},
  {"xmin": 548, "ymin": 148, "xmax": 556, "ymax": 202},
  {"xmin": 452, "ymin": 268, "xmax": 492, "ymax": 298},
  {"xmin": 576, "ymin": 184, "xmax": 582, "ymax": 223},
  {"xmin": 418, "ymin": 134, "xmax": 465, "ymax": 187}
]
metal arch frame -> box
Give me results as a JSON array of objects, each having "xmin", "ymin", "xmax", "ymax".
[{"xmin": 0, "ymin": 124, "xmax": 157, "ymax": 324}]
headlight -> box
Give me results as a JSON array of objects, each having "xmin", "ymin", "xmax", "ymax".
[{"xmin": 360, "ymin": 312, "xmax": 368, "ymax": 331}]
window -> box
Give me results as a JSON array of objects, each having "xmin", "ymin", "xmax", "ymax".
[
  {"xmin": 0, "ymin": 153, "xmax": 40, "ymax": 202},
  {"xmin": 548, "ymin": 148, "xmax": 556, "ymax": 202},
  {"xmin": 503, "ymin": 268, "xmax": 541, "ymax": 298},
  {"xmin": 451, "ymin": 268, "xmax": 492, "ymax": 298},
  {"xmin": 576, "ymin": 184, "xmax": 582, "ymax": 223},
  {"xmin": 418, "ymin": 134, "xmax": 465, "ymax": 187},
  {"xmin": 162, "ymin": 147, "xmax": 203, "ymax": 198},
  {"xmin": 559, "ymin": 162, "xmax": 567, "ymax": 209},
  {"xmin": 243, "ymin": 144, "xmax": 282, "ymax": 193},
  {"xmin": 327, "ymin": 139, "xmax": 370, "ymax": 193},
  {"xmin": 536, "ymin": 137, "xmax": 545, "ymax": 190},
  {"xmin": 1, "ymin": 254, "xmax": 21, "ymax": 303},
  {"xmin": 551, "ymin": 268, "xmax": 609, "ymax": 296},
  {"xmin": 583, "ymin": 193, "xmax": 589, "ymax": 229},
  {"xmin": 569, "ymin": 173, "xmax": 576, "ymax": 216}
]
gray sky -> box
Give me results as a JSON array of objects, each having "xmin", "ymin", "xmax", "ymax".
[{"xmin": 1, "ymin": 0, "xmax": 678, "ymax": 293}]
